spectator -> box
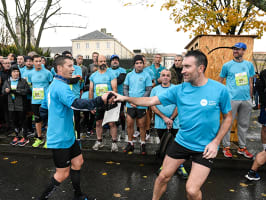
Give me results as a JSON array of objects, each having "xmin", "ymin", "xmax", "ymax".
[
  {"xmin": 16, "ymin": 55, "xmax": 25, "ymax": 74},
  {"xmin": 89, "ymin": 55, "xmax": 118, "ymax": 152},
  {"xmin": 147, "ymin": 54, "xmax": 166, "ymax": 85},
  {"xmin": 170, "ymin": 54, "xmax": 183, "ymax": 85},
  {"xmin": 219, "ymin": 42, "xmax": 255, "ymax": 159},
  {"xmin": 2, "ymin": 66, "xmax": 31, "ymax": 146},
  {"xmin": 253, "ymin": 72, "xmax": 259, "ymax": 110},
  {"xmin": 41, "ymin": 56, "xmax": 51, "ymax": 71},
  {"xmin": 76, "ymin": 54, "xmax": 88, "ymax": 81},
  {"xmin": 88, "ymin": 52, "xmax": 99, "ymax": 77},
  {"xmin": 7, "ymin": 53, "xmax": 16, "ymax": 65}
]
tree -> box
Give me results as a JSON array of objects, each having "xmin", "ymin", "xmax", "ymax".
[
  {"xmin": 247, "ymin": 0, "xmax": 266, "ymax": 12},
  {"xmin": 0, "ymin": 0, "xmax": 86, "ymax": 55},
  {"xmin": 124, "ymin": 0, "xmax": 266, "ymax": 38}
]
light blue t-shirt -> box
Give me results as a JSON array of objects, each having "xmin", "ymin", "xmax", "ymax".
[
  {"xmin": 42, "ymin": 78, "xmax": 76, "ymax": 149},
  {"xmin": 18, "ymin": 65, "xmax": 25, "ymax": 75},
  {"xmin": 89, "ymin": 70, "xmax": 116, "ymax": 98},
  {"xmin": 81, "ymin": 91, "xmax": 89, "ymax": 99},
  {"xmin": 69, "ymin": 65, "xmax": 82, "ymax": 98},
  {"xmin": 51, "ymin": 67, "xmax": 56, "ymax": 76},
  {"xmin": 109, "ymin": 67, "xmax": 126, "ymax": 95},
  {"xmin": 150, "ymin": 84, "xmax": 179, "ymax": 129},
  {"xmin": 220, "ymin": 60, "xmax": 255, "ymax": 101},
  {"xmin": 158, "ymin": 79, "xmax": 231, "ymax": 152},
  {"xmin": 148, "ymin": 64, "xmax": 166, "ymax": 85},
  {"xmin": 144, "ymin": 67, "xmax": 155, "ymax": 81},
  {"xmin": 124, "ymin": 69, "xmax": 152, "ymax": 109},
  {"xmin": 28, "ymin": 68, "xmax": 53, "ymax": 104}
]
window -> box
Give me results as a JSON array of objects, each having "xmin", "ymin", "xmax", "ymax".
[
  {"xmin": 96, "ymin": 42, "xmax": 100, "ymax": 49},
  {"xmin": 76, "ymin": 43, "xmax": 80, "ymax": 49},
  {"xmin": 86, "ymin": 43, "xmax": 89, "ymax": 48},
  {"xmin": 85, "ymin": 55, "xmax": 89, "ymax": 59},
  {"xmin": 107, "ymin": 42, "xmax": 110, "ymax": 49}
]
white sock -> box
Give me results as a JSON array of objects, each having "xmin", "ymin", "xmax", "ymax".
[
  {"xmin": 141, "ymin": 141, "xmax": 145, "ymax": 145},
  {"xmin": 263, "ymin": 144, "xmax": 266, "ymax": 150},
  {"xmin": 128, "ymin": 141, "xmax": 133, "ymax": 145}
]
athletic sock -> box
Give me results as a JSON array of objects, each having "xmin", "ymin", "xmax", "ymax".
[
  {"xmin": 128, "ymin": 141, "xmax": 133, "ymax": 146},
  {"xmin": 97, "ymin": 139, "xmax": 102, "ymax": 142},
  {"xmin": 39, "ymin": 176, "xmax": 60, "ymax": 200},
  {"xmin": 38, "ymin": 136, "xmax": 43, "ymax": 140},
  {"xmin": 70, "ymin": 169, "xmax": 82, "ymax": 196},
  {"xmin": 141, "ymin": 141, "xmax": 145, "ymax": 145},
  {"xmin": 112, "ymin": 139, "xmax": 117, "ymax": 143}
]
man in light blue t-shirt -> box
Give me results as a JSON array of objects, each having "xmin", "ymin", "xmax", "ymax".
[
  {"xmin": 89, "ymin": 55, "xmax": 118, "ymax": 152},
  {"xmin": 147, "ymin": 53, "xmax": 166, "ymax": 85},
  {"xmin": 123, "ymin": 55, "xmax": 152, "ymax": 155},
  {"xmin": 38, "ymin": 56, "xmax": 110, "ymax": 200},
  {"xmin": 112, "ymin": 50, "xmax": 232, "ymax": 200},
  {"xmin": 219, "ymin": 42, "xmax": 255, "ymax": 159}
]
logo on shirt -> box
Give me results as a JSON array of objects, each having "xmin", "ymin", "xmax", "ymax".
[
  {"xmin": 200, "ymin": 99, "xmax": 208, "ymax": 106},
  {"xmin": 139, "ymin": 78, "xmax": 143, "ymax": 82}
]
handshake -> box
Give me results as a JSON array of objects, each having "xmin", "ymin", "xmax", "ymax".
[{"xmin": 101, "ymin": 91, "xmax": 126, "ymax": 110}]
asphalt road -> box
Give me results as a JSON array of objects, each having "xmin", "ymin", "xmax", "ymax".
[{"xmin": 0, "ymin": 153, "xmax": 265, "ymax": 200}]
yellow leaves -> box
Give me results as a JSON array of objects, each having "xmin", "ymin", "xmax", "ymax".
[
  {"xmin": 239, "ymin": 182, "xmax": 248, "ymax": 187},
  {"xmin": 229, "ymin": 189, "xmax": 235, "ymax": 192},
  {"xmin": 3, "ymin": 157, "xmax": 8, "ymax": 160},
  {"xmin": 143, "ymin": 176, "xmax": 147, "ymax": 179},
  {"xmin": 105, "ymin": 161, "xmax": 114, "ymax": 164},
  {"xmin": 123, "ymin": 3, "xmax": 132, "ymax": 7},
  {"xmin": 124, "ymin": 187, "xmax": 130, "ymax": 191},
  {"xmin": 10, "ymin": 160, "xmax": 18, "ymax": 164},
  {"xmin": 139, "ymin": 163, "xmax": 144, "ymax": 167},
  {"xmin": 113, "ymin": 193, "xmax": 121, "ymax": 198},
  {"xmin": 261, "ymin": 193, "xmax": 266, "ymax": 197},
  {"xmin": 102, "ymin": 172, "xmax": 107, "ymax": 176}
]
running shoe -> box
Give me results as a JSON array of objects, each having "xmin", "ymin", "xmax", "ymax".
[
  {"xmin": 17, "ymin": 137, "xmax": 29, "ymax": 146},
  {"xmin": 140, "ymin": 143, "xmax": 147, "ymax": 155},
  {"xmin": 245, "ymin": 170, "xmax": 260, "ymax": 181},
  {"xmin": 111, "ymin": 142, "xmax": 118, "ymax": 152},
  {"xmin": 10, "ymin": 136, "xmax": 19, "ymax": 146},
  {"xmin": 223, "ymin": 147, "xmax": 232, "ymax": 158},
  {"xmin": 32, "ymin": 138, "xmax": 44, "ymax": 148},
  {"xmin": 237, "ymin": 147, "xmax": 253, "ymax": 159},
  {"xmin": 145, "ymin": 133, "xmax": 150, "ymax": 141},
  {"xmin": 92, "ymin": 141, "xmax": 104, "ymax": 151},
  {"xmin": 123, "ymin": 142, "xmax": 134, "ymax": 154},
  {"xmin": 177, "ymin": 166, "xmax": 188, "ymax": 179},
  {"xmin": 43, "ymin": 141, "xmax": 47, "ymax": 149}
]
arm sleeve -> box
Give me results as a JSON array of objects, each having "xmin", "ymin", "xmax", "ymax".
[
  {"xmin": 71, "ymin": 96, "xmax": 104, "ymax": 111},
  {"xmin": 143, "ymin": 86, "xmax": 152, "ymax": 97},
  {"xmin": 68, "ymin": 77, "xmax": 81, "ymax": 84},
  {"xmin": 123, "ymin": 84, "xmax": 129, "ymax": 97},
  {"xmin": 219, "ymin": 65, "xmax": 227, "ymax": 78}
]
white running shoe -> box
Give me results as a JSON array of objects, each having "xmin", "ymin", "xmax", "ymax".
[
  {"xmin": 145, "ymin": 133, "xmax": 150, "ymax": 141},
  {"xmin": 133, "ymin": 131, "xmax": 140, "ymax": 138},
  {"xmin": 92, "ymin": 141, "xmax": 104, "ymax": 151},
  {"xmin": 111, "ymin": 142, "xmax": 118, "ymax": 152}
]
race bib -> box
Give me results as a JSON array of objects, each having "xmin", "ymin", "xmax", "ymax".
[
  {"xmin": 69, "ymin": 84, "xmax": 73, "ymax": 90},
  {"xmin": 96, "ymin": 84, "xmax": 108, "ymax": 96},
  {"xmin": 33, "ymin": 88, "xmax": 44, "ymax": 100},
  {"xmin": 11, "ymin": 85, "xmax": 17, "ymax": 90},
  {"xmin": 235, "ymin": 72, "xmax": 248, "ymax": 86}
]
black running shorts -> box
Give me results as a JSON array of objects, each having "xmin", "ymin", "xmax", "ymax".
[
  {"xmin": 32, "ymin": 104, "xmax": 42, "ymax": 123},
  {"xmin": 166, "ymin": 140, "xmax": 214, "ymax": 169},
  {"xmin": 51, "ymin": 140, "xmax": 82, "ymax": 168},
  {"xmin": 127, "ymin": 107, "xmax": 146, "ymax": 119}
]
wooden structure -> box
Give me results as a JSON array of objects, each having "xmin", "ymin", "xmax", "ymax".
[{"xmin": 185, "ymin": 35, "xmax": 257, "ymax": 142}]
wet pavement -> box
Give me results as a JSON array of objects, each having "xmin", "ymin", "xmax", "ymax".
[{"xmin": 0, "ymin": 153, "xmax": 265, "ymax": 200}]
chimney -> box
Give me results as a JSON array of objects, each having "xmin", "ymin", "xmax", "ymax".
[{"xmin": 101, "ymin": 28, "xmax": 106, "ymax": 34}]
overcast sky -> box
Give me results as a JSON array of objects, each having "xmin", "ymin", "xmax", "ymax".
[{"xmin": 39, "ymin": 0, "xmax": 266, "ymax": 54}]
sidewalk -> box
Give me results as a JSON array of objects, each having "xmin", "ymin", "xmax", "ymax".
[{"xmin": 0, "ymin": 109, "xmax": 265, "ymax": 170}]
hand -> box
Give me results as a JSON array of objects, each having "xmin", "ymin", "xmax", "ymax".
[
  {"xmin": 101, "ymin": 92, "xmax": 115, "ymax": 104},
  {"xmin": 163, "ymin": 117, "xmax": 173, "ymax": 128},
  {"xmin": 203, "ymin": 141, "xmax": 218, "ymax": 159},
  {"xmin": 90, "ymin": 109, "xmax": 96, "ymax": 114},
  {"xmin": 130, "ymin": 103, "xmax": 137, "ymax": 108},
  {"xmin": 5, "ymin": 88, "xmax": 10, "ymax": 93},
  {"xmin": 110, "ymin": 91, "xmax": 127, "ymax": 102}
]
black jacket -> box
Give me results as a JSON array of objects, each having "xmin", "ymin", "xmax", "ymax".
[{"xmin": 2, "ymin": 78, "xmax": 31, "ymax": 111}]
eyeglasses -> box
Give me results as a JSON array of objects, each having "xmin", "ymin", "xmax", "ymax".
[
  {"xmin": 3, "ymin": 62, "xmax": 10, "ymax": 64},
  {"xmin": 175, "ymin": 60, "xmax": 182, "ymax": 61}
]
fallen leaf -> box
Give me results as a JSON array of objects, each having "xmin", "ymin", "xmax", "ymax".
[
  {"xmin": 208, "ymin": 181, "xmax": 212, "ymax": 184},
  {"xmin": 128, "ymin": 152, "xmax": 133, "ymax": 155},
  {"xmin": 105, "ymin": 161, "xmax": 114, "ymax": 164},
  {"xmin": 102, "ymin": 172, "xmax": 107, "ymax": 176},
  {"xmin": 239, "ymin": 183, "xmax": 248, "ymax": 187},
  {"xmin": 3, "ymin": 157, "xmax": 8, "ymax": 160},
  {"xmin": 229, "ymin": 189, "xmax": 235, "ymax": 192},
  {"xmin": 116, "ymin": 162, "xmax": 120, "ymax": 165},
  {"xmin": 113, "ymin": 193, "xmax": 121, "ymax": 198},
  {"xmin": 233, "ymin": 155, "xmax": 238, "ymax": 158},
  {"xmin": 139, "ymin": 164, "xmax": 144, "ymax": 167},
  {"xmin": 124, "ymin": 187, "xmax": 130, "ymax": 191},
  {"xmin": 143, "ymin": 176, "xmax": 147, "ymax": 179},
  {"xmin": 10, "ymin": 161, "xmax": 18, "ymax": 164},
  {"xmin": 249, "ymin": 139, "xmax": 254, "ymax": 142},
  {"xmin": 261, "ymin": 193, "xmax": 266, "ymax": 197}
]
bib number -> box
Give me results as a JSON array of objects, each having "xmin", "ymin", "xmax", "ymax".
[
  {"xmin": 235, "ymin": 72, "xmax": 248, "ymax": 86},
  {"xmin": 96, "ymin": 84, "xmax": 108, "ymax": 96},
  {"xmin": 33, "ymin": 88, "xmax": 44, "ymax": 100}
]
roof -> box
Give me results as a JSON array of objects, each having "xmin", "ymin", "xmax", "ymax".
[
  {"xmin": 41, "ymin": 46, "xmax": 72, "ymax": 54},
  {"xmin": 184, "ymin": 34, "xmax": 258, "ymax": 49},
  {"xmin": 72, "ymin": 30, "xmax": 114, "ymax": 41}
]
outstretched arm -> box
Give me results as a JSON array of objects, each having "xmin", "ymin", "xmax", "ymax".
[{"xmin": 112, "ymin": 91, "xmax": 161, "ymax": 107}]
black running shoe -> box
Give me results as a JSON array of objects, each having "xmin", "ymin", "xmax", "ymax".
[
  {"xmin": 123, "ymin": 142, "xmax": 134, "ymax": 153},
  {"xmin": 141, "ymin": 143, "xmax": 147, "ymax": 155}
]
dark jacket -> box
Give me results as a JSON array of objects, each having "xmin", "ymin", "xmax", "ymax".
[
  {"xmin": 2, "ymin": 78, "xmax": 31, "ymax": 111},
  {"xmin": 170, "ymin": 65, "xmax": 183, "ymax": 85}
]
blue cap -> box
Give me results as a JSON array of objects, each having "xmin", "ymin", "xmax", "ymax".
[
  {"xmin": 233, "ymin": 42, "xmax": 247, "ymax": 50},
  {"xmin": 110, "ymin": 54, "xmax": 119, "ymax": 61}
]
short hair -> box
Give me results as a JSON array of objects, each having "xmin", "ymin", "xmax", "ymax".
[
  {"xmin": 92, "ymin": 52, "xmax": 99, "ymax": 56},
  {"xmin": 54, "ymin": 56, "xmax": 73, "ymax": 73},
  {"xmin": 184, "ymin": 50, "xmax": 208, "ymax": 72},
  {"xmin": 24, "ymin": 56, "xmax": 33, "ymax": 62},
  {"xmin": 175, "ymin": 54, "xmax": 183, "ymax": 60},
  {"xmin": 32, "ymin": 55, "xmax": 41, "ymax": 61},
  {"xmin": 28, "ymin": 51, "xmax": 38, "ymax": 58},
  {"xmin": 76, "ymin": 54, "xmax": 83, "ymax": 59},
  {"xmin": 62, "ymin": 51, "xmax": 72, "ymax": 56}
]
